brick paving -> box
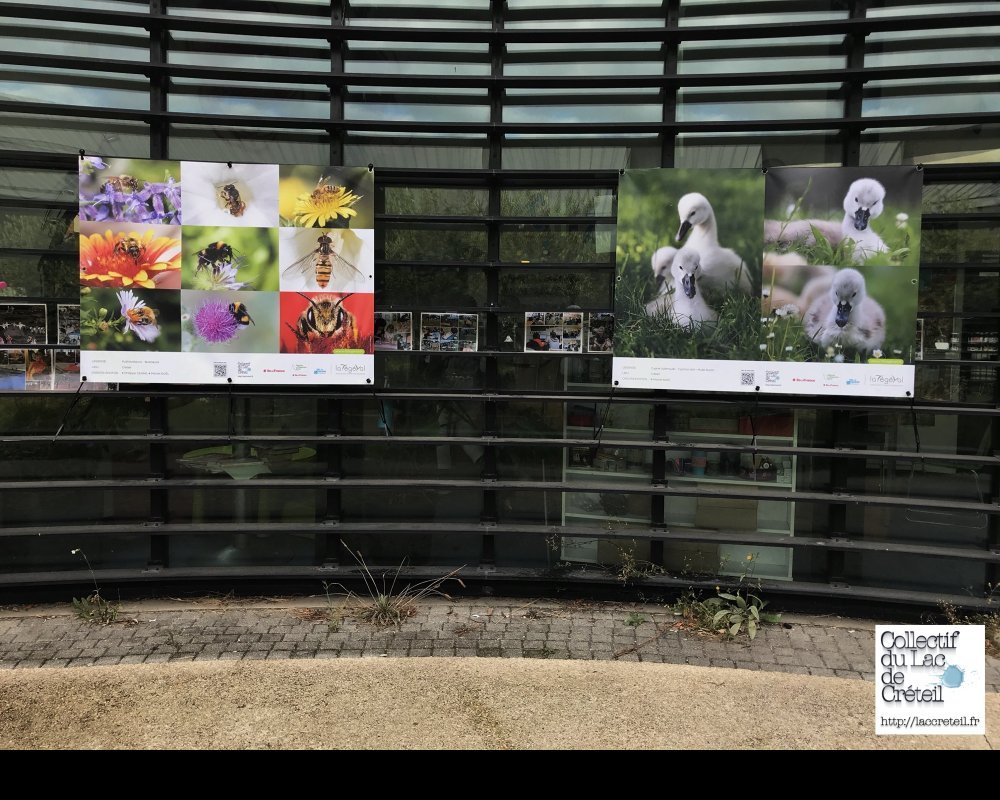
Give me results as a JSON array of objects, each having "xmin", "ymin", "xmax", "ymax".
[{"xmin": 0, "ymin": 599, "xmax": 997, "ymax": 692}]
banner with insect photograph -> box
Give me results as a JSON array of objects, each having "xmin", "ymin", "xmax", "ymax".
[
  {"xmin": 78, "ymin": 157, "xmax": 375, "ymax": 385},
  {"xmin": 612, "ymin": 166, "xmax": 921, "ymax": 398}
]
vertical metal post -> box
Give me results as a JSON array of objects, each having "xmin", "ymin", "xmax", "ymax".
[
  {"xmin": 479, "ymin": 0, "xmax": 504, "ymax": 567},
  {"xmin": 660, "ymin": 0, "xmax": 681, "ymax": 168},
  {"xmin": 149, "ymin": 0, "xmax": 169, "ymax": 160},
  {"xmin": 827, "ymin": 410, "xmax": 851, "ymax": 583},
  {"xmin": 318, "ymin": 396, "xmax": 342, "ymax": 566},
  {"xmin": 329, "ymin": 0, "xmax": 345, "ymax": 166},
  {"xmin": 842, "ymin": 0, "xmax": 867, "ymax": 167}
]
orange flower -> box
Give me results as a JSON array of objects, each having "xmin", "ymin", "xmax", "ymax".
[{"xmin": 79, "ymin": 229, "xmax": 181, "ymax": 289}]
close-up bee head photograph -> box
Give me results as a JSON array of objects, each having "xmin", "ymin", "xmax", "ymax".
[
  {"xmin": 181, "ymin": 289, "xmax": 279, "ymax": 354},
  {"xmin": 279, "ymin": 291, "xmax": 374, "ymax": 355},
  {"xmin": 80, "ymin": 286, "xmax": 181, "ymax": 352},
  {"xmin": 278, "ymin": 165, "xmax": 374, "ymax": 229},
  {"xmin": 181, "ymin": 225, "xmax": 279, "ymax": 292}
]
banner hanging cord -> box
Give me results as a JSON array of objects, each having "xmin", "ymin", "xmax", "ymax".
[
  {"xmin": 52, "ymin": 377, "xmax": 87, "ymax": 442},
  {"xmin": 588, "ymin": 383, "xmax": 617, "ymax": 466},
  {"xmin": 372, "ymin": 385, "xmax": 393, "ymax": 437},
  {"xmin": 909, "ymin": 392, "xmax": 921, "ymax": 455}
]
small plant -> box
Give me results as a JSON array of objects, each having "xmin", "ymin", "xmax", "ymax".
[
  {"xmin": 613, "ymin": 539, "xmax": 665, "ymax": 585},
  {"xmin": 940, "ymin": 582, "xmax": 1000, "ymax": 658},
  {"xmin": 327, "ymin": 546, "xmax": 465, "ymax": 628},
  {"xmin": 625, "ymin": 611, "xmax": 646, "ymax": 627},
  {"xmin": 70, "ymin": 548, "xmax": 119, "ymax": 625},
  {"xmin": 704, "ymin": 591, "xmax": 769, "ymax": 640}
]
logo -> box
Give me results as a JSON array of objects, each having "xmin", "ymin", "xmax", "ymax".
[
  {"xmin": 846, "ymin": 378, "xmax": 861, "ymax": 386},
  {"xmin": 262, "ymin": 368, "xmax": 286, "ymax": 374},
  {"xmin": 765, "ymin": 370, "xmax": 780, "ymax": 384},
  {"xmin": 792, "ymin": 377, "xmax": 815, "ymax": 383},
  {"xmin": 869, "ymin": 373, "xmax": 905, "ymax": 386},
  {"xmin": 336, "ymin": 364, "xmax": 367, "ymax": 374},
  {"xmin": 294, "ymin": 364, "xmax": 307, "ymax": 371},
  {"xmin": 238, "ymin": 361, "xmax": 251, "ymax": 377},
  {"xmin": 313, "ymin": 368, "xmax": 327, "ymax": 376},
  {"xmin": 875, "ymin": 625, "xmax": 985, "ymax": 736}
]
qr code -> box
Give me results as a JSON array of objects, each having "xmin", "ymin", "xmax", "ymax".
[
  {"xmin": 238, "ymin": 361, "xmax": 251, "ymax": 376},
  {"xmin": 766, "ymin": 370, "xmax": 779, "ymax": 383},
  {"xmin": 213, "ymin": 363, "xmax": 227, "ymax": 378},
  {"xmin": 741, "ymin": 370, "xmax": 755, "ymax": 386}
]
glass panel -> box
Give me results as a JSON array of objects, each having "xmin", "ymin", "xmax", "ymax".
[
  {"xmin": 0, "ymin": 112, "xmax": 149, "ymax": 158},
  {"xmin": 0, "ymin": 396, "xmax": 148, "ymax": 434},
  {"xmin": 384, "ymin": 226, "xmax": 487, "ymax": 262},
  {"xmin": 345, "ymin": 139, "xmax": 489, "ymax": 170},
  {"xmin": 500, "ymin": 225, "xmax": 611, "ymax": 263},
  {"xmin": 168, "ymin": 125, "xmax": 329, "ymax": 165},
  {"xmin": 0, "ymin": 442, "xmax": 149, "ymax": 479},
  {"xmin": 339, "ymin": 533, "xmax": 479, "ymax": 568},
  {"xmin": 0, "ymin": 533, "xmax": 150, "ymax": 573},
  {"xmin": 344, "ymin": 439, "xmax": 482, "ymax": 479},
  {"xmin": 169, "ymin": 533, "xmax": 317, "ymax": 567},
  {"xmin": 379, "ymin": 266, "xmax": 486, "ymax": 307},
  {"xmin": 499, "ymin": 271, "xmax": 611, "ymax": 310},
  {"xmin": 501, "ymin": 188, "xmax": 613, "ymax": 218},
  {"xmin": 0, "ymin": 489, "xmax": 149, "ymax": 525},
  {"xmin": 923, "ymin": 182, "xmax": 1000, "ymax": 214},
  {"xmin": 678, "ymin": 86, "xmax": 841, "ymax": 123},
  {"xmin": 498, "ymin": 353, "xmax": 612, "ymax": 391},
  {"xmin": 502, "ymin": 135, "xmax": 660, "ymax": 170},
  {"xmin": 341, "ymin": 488, "xmax": 482, "ymax": 522},
  {"xmin": 860, "ymin": 124, "xmax": 1000, "ymax": 165},
  {"xmin": 169, "ymin": 488, "xmax": 322, "ymax": 523},
  {"xmin": 376, "ymin": 353, "xmax": 487, "ymax": 390},
  {"xmin": 3, "ymin": 254, "xmax": 76, "ymax": 298},
  {"xmin": 385, "ymin": 187, "xmax": 488, "ymax": 217},
  {"xmin": 0, "ymin": 208, "xmax": 77, "ymax": 251},
  {"xmin": 675, "ymin": 130, "xmax": 841, "ymax": 169},
  {"xmin": 497, "ymin": 400, "xmax": 565, "ymax": 438},
  {"xmin": 0, "ymin": 68, "xmax": 149, "ymax": 111},
  {"xmin": 864, "ymin": 77, "xmax": 1000, "ymax": 117}
]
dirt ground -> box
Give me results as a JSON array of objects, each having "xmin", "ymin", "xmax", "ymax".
[{"xmin": 1, "ymin": 659, "xmax": 996, "ymax": 749}]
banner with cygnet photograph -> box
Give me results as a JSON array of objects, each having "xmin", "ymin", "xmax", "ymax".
[{"xmin": 612, "ymin": 167, "xmax": 922, "ymax": 398}]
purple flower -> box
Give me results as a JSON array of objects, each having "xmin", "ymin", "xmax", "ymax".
[{"xmin": 193, "ymin": 300, "xmax": 240, "ymax": 343}]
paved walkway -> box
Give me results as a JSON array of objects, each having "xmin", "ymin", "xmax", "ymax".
[{"xmin": 1, "ymin": 597, "xmax": 998, "ymax": 693}]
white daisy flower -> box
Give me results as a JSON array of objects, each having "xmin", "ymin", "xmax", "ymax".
[
  {"xmin": 181, "ymin": 161, "xmax": 279, "ymax": 227},
  {"xmin": 895, "ymin": 212, "xmax": 909, "ymax": 229},
  {"xmin": 834, "ymin": 354, "xmax": 845, "ymax": 363},
  {"xmin": 118, "ymin": 289, "xmax": 160, "ymax": 343},
  {"xmin": 872, "ymin": 349, "xmax": 883, "ymax": 358},
  {"xmin": 784, "ymin": 346, "xmax": 793, "ymax": 352},
  {"xmin": 780, "ymin": 304, "xmax": 799, "ymax": 317},
  {"xmin": 767, "ymin": 332, "xmax": 775, "ymax": 339},
  {"xmin": 759, "ymin": 343, "xmax": 767, "ymax": 351}
]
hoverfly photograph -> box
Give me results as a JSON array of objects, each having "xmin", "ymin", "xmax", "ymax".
[
  {"xmin": 180, "ymin": 290, "xmax": 279, "ymax": 354},
  {"xmin": 180, "ymin": 161, "xmax": 279, "ymax": 228},
  {"xmin": 181, "ymin": 225, "xmax": 279, "ymax": 292},
  {"xmin": 278, "ymin": 228, "xmax": 374, "ymax": 294}
]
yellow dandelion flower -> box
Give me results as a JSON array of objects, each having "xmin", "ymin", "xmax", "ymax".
[{"xmin": 293, "ymin": 181, "xmax": 362, "ymax": 228}]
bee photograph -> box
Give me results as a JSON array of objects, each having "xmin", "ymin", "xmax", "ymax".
[
  {"xmin": 79, "ymin": 222, "xmax": 182, "ymax": 290},
  {"xmin": 25, "ymin": 349, "xmax": 52, "ymax": 390},
  {"xmin": 58, "ymin": 305, "xmax": 81, "ymax": 346},
  {"xmin": 278, "ymin": 227, "xmax": 374, "ymax": 294},
  {"xmin": 181, "ymin": 225, "xmax": 278, "ymax": 292},
  {"xmin": 53, "ymin": 349, "xmax": 82, "ymax": 391},
  {"xmin": 278, "ymin": 165, "xmax": 374, "ymax": 229},
  {"xmin": 0, "ymin": 349, "xmax": 26, "ymax": 391},
  {"xmin": 374, "ymin": 311, "xmax": 413, "ymax": 351},
  {"xmin": 181, "ymin": 290, "xmax": 279, "ymax": 354},
  {"xmin": 181, "ymin": 161, "xmax": 279, "ymax": 228},
  {"xmin": 78, "ymin": 156, "xmax": 181, "ymax": 224},
  {"xmin": 81, "ymin": 286, "xmax": 181, "ymax": 352},
  {"xmin": 0, "ymin": 304, "xmax": 46, "ymax": 345},
  {"xmin": 279, "ymin": 292, "xmax": 374, "ymax": 355}
]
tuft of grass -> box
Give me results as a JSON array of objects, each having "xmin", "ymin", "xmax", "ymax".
[
  {"xmin": 327, "ymin": 546, "xmax": 465, "ymax": 628},
  {"xmin": 70, "ymin": 548, "xmax": 120, "ymax": 625},
  {"xmin": 625, "ymin": 611, "xmax": 646, "ymax": 627}
]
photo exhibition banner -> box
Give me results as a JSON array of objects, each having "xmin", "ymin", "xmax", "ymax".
[
  {"xmin": 78, "ymin": 157, "xmax": 375, "ymax": 385},
  {"xmin": 612, "ymin": 166, "xmax": 922, "ymax": 398}
]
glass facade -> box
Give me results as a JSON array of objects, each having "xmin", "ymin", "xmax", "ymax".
[{"xmin": 0, "ymin": 0, "xmax": 997, "ymax": 607}]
